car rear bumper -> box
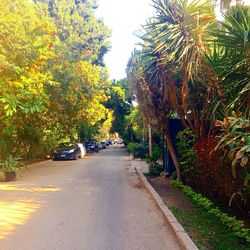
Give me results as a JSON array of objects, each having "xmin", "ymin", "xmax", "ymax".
[{"xmin": 53, "ymin": 152, "xmax": 76, "ymax": 160}]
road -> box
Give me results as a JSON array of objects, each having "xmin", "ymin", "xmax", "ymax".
[{"xmin": 0, "ymin": 145, "xmax": 180, "ymax": 250}]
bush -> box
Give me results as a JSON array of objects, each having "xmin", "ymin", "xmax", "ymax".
[
  {"xmin": 0, "ymin": 155, "xmax": 26, "ymax": 173},
  {"xmin": 126, "ymin": 142, "xmax": 137, "ymax": 154},
  {"xmin": 176, "ymin": 128, "xmax": 197, "ymax": 175},
  {"xmin": 152, "ymin": 144, "xmax": 162, "ymax": 161},
  {"xmin": 145, "ymin": 144, "xmax": 163, "ymax": 176},
  {"xmin": 146, "ymin": 157, "xmax": 163, "ymax": 176},
  {"xmin": 172, "ymin": 180, "xmax": 250, "ymax": 243},
  {"xmin": 126, "ymin": 142, "xmax": 148, "ymax": 159}
]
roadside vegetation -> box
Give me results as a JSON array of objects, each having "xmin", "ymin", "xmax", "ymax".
[
  {"xmin": 172, "ymin": 180, "xmax": 250, "ymax": 245},
  {"xmin": 0, "ymin": 0, "xmax": 114, "ymax": 163},
  {"xmin": 171, "ymin": 203, "xmax": 250, "ymax": 250},
  {"xmin": 148, "ymin": 176, "xmax": 250, "ymax": 249},
  {"xmin": 122, "ymin": 0, "xmax": 250, "ymax": 246}
]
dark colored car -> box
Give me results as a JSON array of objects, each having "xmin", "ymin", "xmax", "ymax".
[
  {"xmin": 53, "ymin": 143, "xmax": 81, "ymax": 160},
  {"xmin": 101, "ymin": 142, "xmax": 107, "ymax": 149},
  {"xmin": 86, "ymin": 141, "xmax": 99, "ymax": 152},
  {"xmin": 96, "ymin": 142, "xmax": 102, "ymax": 150}
]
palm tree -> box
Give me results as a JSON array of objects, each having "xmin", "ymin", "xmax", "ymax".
[
  {"xmin": 144, "ymin": 0, "xmax": 216, "ymax": 137},
  {"xmin": 207, "ymin": 5, "xmax": 250, "ymax": 194},
  {"xmin": 127, "ymin": 0, "xmax": 249, "ymax": 183},
  {"xmin": 126, "ymin": 0, "xmax": 217, "ymax": 180},
  {"xmin": 206, "ymin": 4, "xmax": 250, "ymax": 118}
]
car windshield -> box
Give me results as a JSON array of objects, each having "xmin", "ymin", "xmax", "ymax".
[{"xmin": 58, "ymin": 143, "xmax": 75, "ymax": 149}]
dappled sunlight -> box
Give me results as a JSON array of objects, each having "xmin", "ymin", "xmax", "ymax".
[
  {"xmin": 0, "ymin": 184, "xmax": 61, "ymax": 239},
  {"xmin": 0, "ymin": 200, "xmax": 41, "ymax": 239},
  {"xmin": 84, "ymin": 155, "xmax": 94, "ymax": 159},
  {"xmin": 0, "ymin": 184, "xmax": 60, "ymax": 192}
]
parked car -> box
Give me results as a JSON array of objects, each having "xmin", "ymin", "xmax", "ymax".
[
  {"xmin": 101, "ymin": 142, "xmax": 107, "ymax": 149},
  {"xmin": 77, "ymin": 143, "xmax": 86, "ymax": 158},
  {"xmin": 53, "ymin": 143, "xmax": 81, "ymax": 160},
  {"xmin": 86, "ymin": 141, "xmax": 99, "ymax": 152},
  {"xmin": 96, "ymin": 142, "xmax": 103, "ymax": 150}
]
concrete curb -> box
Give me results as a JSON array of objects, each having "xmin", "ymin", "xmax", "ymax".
[{"xmin": 133, "ymin": 163, "xmax": 198, "ymax": 250}]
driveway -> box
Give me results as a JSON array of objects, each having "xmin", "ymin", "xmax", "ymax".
[{"xmin": 0, "ymin": 145, "xmax": 180, "ymax": 250}]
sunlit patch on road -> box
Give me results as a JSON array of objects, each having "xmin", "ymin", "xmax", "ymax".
[
  {"xmin": 0, "ymin": 184, "xmax": 61, "ymax": 240},
  {"xmin": 0, "ymin": 184, "xmax": 60, "ymax": 192},
  {"xmin": 0, "ymin": 200, "xmax": 41, "ymax": 239},
  {"xmin": 84, "ymin": 155, "xmax": 93, "ymax": 158}
]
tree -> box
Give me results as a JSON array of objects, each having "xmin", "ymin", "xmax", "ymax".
[
  {"xmin": 104, "ymin": 79, "xmax": 134, "ymax": 143},
  {"xmin": 0, "ymin": 0, "xmax": 112, "ymax": 159},
  {"xmin": 126, "ymin": 0, "xmax": 249, "ymax": 206},
  {"xmin": 34, "ymin": 0, "xmax": 111, "ymax": 64},
  {"xmin": 34, "ymin": 0, "xmax": 112, "ymax": 141},
  {"xmin": 0, "ymin": 0, "xmax": 57, "ymax": 158}
]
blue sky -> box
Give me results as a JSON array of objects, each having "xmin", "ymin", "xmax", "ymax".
[{"xmin": 96, "ymin": 0, "xmax": 153, "ymax": 80}]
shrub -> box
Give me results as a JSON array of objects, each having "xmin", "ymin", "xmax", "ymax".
[
  {"xmin": 146, "ymin": 157, "xmax": 163, "ymax": 176},
  {"xmin": 215, "ymin": 117, "xmax": 250, "ymax": 207},
  {"xmin": 176, "ymin": 128, "xmax": 250, "ymax": 215},
  {"xmin": 176, "ymin": 129, "xmax": 197, "ymax": 175},
  {"xmin": 126, "ymin": 142, "xmax": 149, "ymax": 159},
  {"xmin": 127, "ymin": 142, "xmax": 135, "ymax": 154},
  {"xmin": 152, "ymin": 144, "xmax": 162, "ymax": 160},
  {"xmin": 172, "ymin": 180, "xmax": 250, "ymax": 243},
  {"xmin": 145, "ymin": 144, "xmax": 163, "ymax": 176},
  {"xmin": 0, "ymin": 155, "xmax": 26, "ymax": 173}
]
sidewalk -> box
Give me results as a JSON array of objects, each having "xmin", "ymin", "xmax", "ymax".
[{"xmin": 131, "ymin": 159, "xmax": 198, "ymax": 250}]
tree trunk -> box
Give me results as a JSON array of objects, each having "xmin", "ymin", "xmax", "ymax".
[
  {"xmin": 168, "ymin": 75, "xmax": 189, "ymax": 128},
  {"xmin": 142, "ymin": 126, "xmax": 145, "ymax": 142},
  {"xmin": 165, "ymin": 132, "xmax": 181, "ymax": 181},
  {"xmin": 148, "ymin": 124, "xmax": 152, "ymax": 157}
]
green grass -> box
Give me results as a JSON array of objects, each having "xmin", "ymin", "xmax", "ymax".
[{"xmin": 170, "ymin": 205, "xmax": 250, "ymax": 250}]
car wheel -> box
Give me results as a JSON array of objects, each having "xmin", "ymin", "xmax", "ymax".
[{"xmin": 73, "ymin": 153, "xmax": 77, "ymax": 160}]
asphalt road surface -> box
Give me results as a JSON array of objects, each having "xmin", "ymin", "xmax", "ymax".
[{"xmin": 0, "ymin": 145, "xmax": 180, "ymax": 250}]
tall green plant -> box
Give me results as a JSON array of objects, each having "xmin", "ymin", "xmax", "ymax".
[
  {"xmin": 206, "ymin": 5, "xmax": 250, "ymax": 120},
  {"xmin": 0, "ymin": 155, "xmax": 25, "ymax": 173},
  {"xmin": 215, "ymin": 116, "xmax": 250, "ymax": 205},
  {"xmin": 176, "ymin": 129, "xmax": 197, "ymax": 175}
]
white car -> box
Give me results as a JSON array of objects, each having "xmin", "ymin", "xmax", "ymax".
[{"xmin": 77, "ymin": 143, "xmax": 87, "ymax": 158}]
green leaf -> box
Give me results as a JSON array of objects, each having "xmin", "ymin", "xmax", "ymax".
[{"xmin": 240, "ymin": 145, "xmax": 250, "ymax": 152}]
